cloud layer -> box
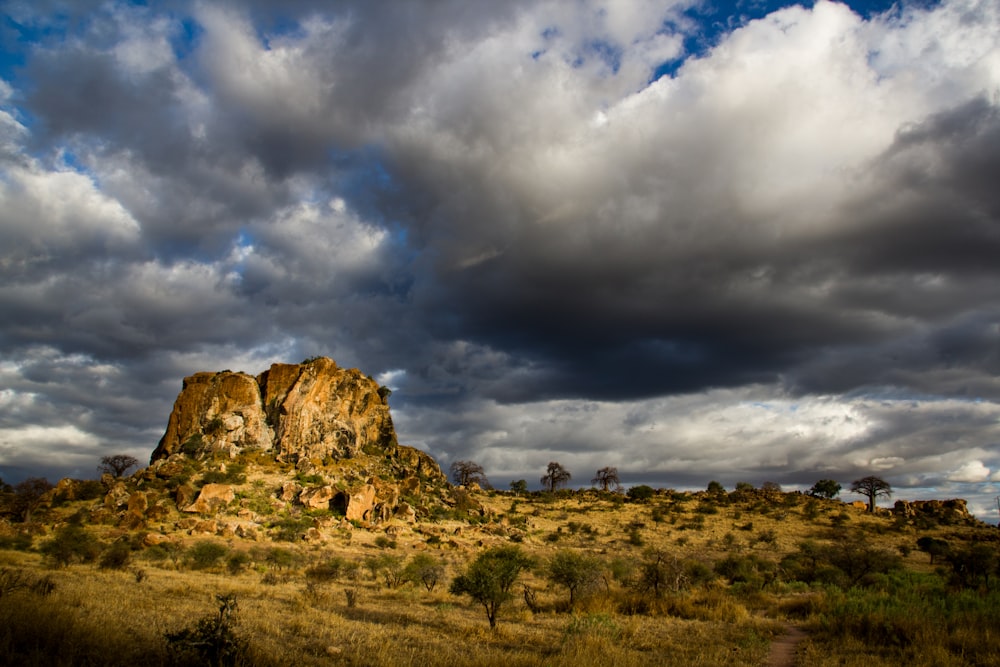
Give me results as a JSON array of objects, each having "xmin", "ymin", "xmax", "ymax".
[{"xmin": 1, "ymin": 0, "xmax": 999, "ymax": 516}]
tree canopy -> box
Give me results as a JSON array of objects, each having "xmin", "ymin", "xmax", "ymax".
[
  {"xmin": 808, "ymin": 479, "xmax": 842, "ymax": 499},
  {"xmin": 541, "ymin": 462, "xmax": 571, "ymax": 493},
  {"xmin": 450, "ymin": 546, "xmax": 533, "ymax": 628},
  {"xmin": 449, "ymin": 460, "xmax": 490, "ymax": 488},
  {"xmin": 591, "ymin": 466, "xmax": 622, "ymax": 492},
  {"xmin": 851, "ymin": 475, "xmax": 892, "ymax": 513},
  {"xmin": 99, "ymin": 454, "xmax": 140, "ymax": 478}
]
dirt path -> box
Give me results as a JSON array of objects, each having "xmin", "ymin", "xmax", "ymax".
[{"xmin": 766, "ymin": 625, "xmax": 808, "ymax": 667}]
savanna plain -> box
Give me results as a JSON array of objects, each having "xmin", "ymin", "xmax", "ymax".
[{"xmin": 2, "ymin": 473, "xmax": 999, "ymax": 667}]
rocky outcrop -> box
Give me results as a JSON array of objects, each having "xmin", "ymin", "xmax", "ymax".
[
  {"xmin": 146, "ymin": 357, "xmax": 451, "ymax": 527},
  {"xmin": 151, "ymin": 357, "xmax": 398, "ymax": 465},
  {"xmin": 153, "ymin": 372, "xmax": 272, "ymax": 459},
  {"xmin": 893, "ymin": 499, "xmax": 974, "ymax": 525}
]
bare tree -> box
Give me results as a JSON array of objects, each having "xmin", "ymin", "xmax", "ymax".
[
  {"xmin": 450, "ymin": 460, "xmax": 490, "ymax": 488},
  {"xmin": 98, "ymin": 454, "xmax": 140, "ymax": 478},
  {"xmin": 851, "ymin": 475, "xmax": 892, "ymax": 513},
  {"xmin": 591, "ymin": 466, "xmax": 622, "ymax": 492},
  {"xmin": 540, "ymin": 462, "xmax": 571, "ymax": 493}
]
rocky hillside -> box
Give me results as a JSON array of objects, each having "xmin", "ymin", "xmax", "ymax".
[{"xmin": 51, "ymin": 357, "xmax": 468, "ymax": 540}]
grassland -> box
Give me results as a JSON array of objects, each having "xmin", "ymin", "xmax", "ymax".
[{"xmin": 1, "ymin": 485, "xmax": 998, "ymax": 666}]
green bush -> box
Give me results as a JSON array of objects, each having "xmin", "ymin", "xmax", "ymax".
[
  {"xmin": 39, "ymin": 525, "xmax": 102, "ymax": 567},
  {"xmin": 626, "ymin": 485, "xmax": 655, "ymax": 502},
  {"xmin": 403, "ymin": 553, "xmax": 445, "ymax": 592},
  {"xmin": 186, "ymin": 541, "xmax": 229, "ymax": 570},
  {"xmin": 99, "ymin": 541, "xmax": 132, "ymax": 570},
  {"xmin": 305, "ymin": 556, "xmax": 347, "ymax": 583}
]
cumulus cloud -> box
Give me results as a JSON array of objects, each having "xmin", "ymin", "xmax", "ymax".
[{"xmin": 1, "ymin": 0, "xmax": 999, "ymax": 515}]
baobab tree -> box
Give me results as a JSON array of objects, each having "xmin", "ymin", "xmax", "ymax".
[
  {"xmin": 851, "ymin": 475, "xmax": 892, "ymax": 513},
  {"xmin": 541, "ymin": 462, "xmax": 571, "ymax": 493},
  {"xmin": 591, "ymin": 466, "xmax": 621, "ymax": 492},
  {"xmin": 450, "ymin": 460, "xmax": 490, "ymax": 488},
  {"xmin": 98, "ymin": 454, "xmax": 139, "ymax": 478}
]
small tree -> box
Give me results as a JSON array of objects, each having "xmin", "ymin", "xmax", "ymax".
[
  {"xmin": 541, "ymin": 462, "xmax": 571, "ymax": 493},
  {"xmin": 808, "ymin": 479, "xmax": 842, "ymax": 499},
  {"xmin": 11, "ymin": 477, "xmax": 53, "ymax": 523},
  {"xmin": 591, "ymin": 466, "xmax": 622, "ymax": 492},
  {"xmin": 850, "ymin": 476, "xmax": 892, "ymax": 513},
  {"xmin": 509, "ymin": 479, "xmax": 528, "ymax": 496},
  {"xmin": 450, "ymin": 546, "xmax": 533, "ymax": 629},
  {"xmin": 98, "ymin": 454, "xmax": 139, "ymax": 478},
  {"xmin": 450, "ymin": 460, "xmax": 490, "ymax": 488},
  {"xmin": 403, "ymin": 553, "xmax": 445, "ymax": 591},
  {"xmin": 626, "ymin": 485, "xmax": 655, "ymax": 502},
  {"xmin": 916, "ymin": 536, "xmax": 950, "ymax": 564},
  {"xmin": 706, "ymin": 480, "xmax": 725, "ymax": 495},
  {"xmin": 547, "ymin": 550, "xmax": 604, "ymax": 607},
  {"xmin": 39, "ymin": 525, "xmax": 102, "ymax": 567}
]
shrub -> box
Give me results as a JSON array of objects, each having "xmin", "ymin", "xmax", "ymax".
[
  {"xmin": 165, "ymin": 594, "xmax": 246, "ymax": 667},
  {"xmin": 186, "ymin": 541, "xmax": 229, "ymax": 570},
  {"xmin": 226, "ymin": 551, "xmax": 251, "ymax": 575},
  {"xmin": 713, "ymin": 553, "xmax": 775, "ymax": 589},
  {"xmin": 99, "ymin": 541, "xmax": 132, "ymax": 570},
  {"xmin": 547, "ymin": 550, "xmax": 605, "ymax": 607},
  {"xmin": 305, "ymin": 556, "xmax": 347, "ymax": 583},
  {"xmin": 450, "ymin": 546, "xmax": 534, "ymax": 629},
  {"xmin": 39, "ymin": 525, "xmax": 102, "ymax": 567},
  {"xmin": 403, "ymin": 553, "xmax": 445, "ymax": 591},
  {"xmin": 626, "ymin": 485, "xmax": 655, "ymax": 502}
]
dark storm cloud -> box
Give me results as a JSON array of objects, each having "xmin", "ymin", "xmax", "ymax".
[{"xmin": 1, "ymin": 0, "xmax": 999, "ymax": 515}]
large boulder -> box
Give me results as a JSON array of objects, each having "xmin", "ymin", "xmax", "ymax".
[
  {"xmin": 151, "ymin": 372, "xmax": 272, "ymax": 460},
  {"xmin": 259, "ymin": 358, "xmax": 396, "ymax": 464},
  {"xmin": 341, "ymin": 484, "xmax": 377, "ymax": 523},
  {"xmin": 184, "ymin": 484, "xmax": 235, "ymax": 514},
  {"xmin": 150, "ymin": 358, "xmax": 397, "ymax": 464}
]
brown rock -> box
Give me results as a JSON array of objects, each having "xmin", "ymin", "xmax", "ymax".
[
  {"xmin": 175, "ymin": 483, "xmax": 197, "ymax": 509},
  {"xmin": 235, "ymin": 524, "xmax": 260, "ymax": 540},
  {"xmin": 151, "ymin": 455, "xmax": 189, "ymax": 480},
  {"xmin": 147, "ymin": 503, "xmax": 170, "ymax": 521},
  {"xmin": 127, "ymin": 492, "xmax": 148, "ymax": 514},
  {"xmin": 260, "ymin": 358, "xmax": 396, "ymax": 464},
  {"xmin": 394, "ymin": 503, "xmax": 417, "ymax": 523},
  {"xmin": 104, "ymin": 482, "xmax": 130, "ymax": 511},
  {"xmin": 53, "ymin": 478, "xmax": 78, "ymax": 501},
  {"xmin": 191, "ymin": 519, "xmax": 218, "ymax": 534},
  {"xmin": 300, "ymin": 486, "xmax": 335, "ymax": 510},
  {"xmin": 142, "ymin": 532, "xmax": 173, "ymax": 547},
  {"xmin": 183, "ymin": 484, "xmax": 235, "ymax": 514},
  {"xmin": 120, "ymin": 510, "xmax": 146, "ymax": 530},
  {"xmin": 151, "ymin": 371, "xmax": 273, "ymax": 460},
  {"xmin": 342, "ymin": 484, "xmax": 377, "ymax": 522},
  {"xmin": 279, "ymin": 481, "xmax": 303, "ymax": 503}
]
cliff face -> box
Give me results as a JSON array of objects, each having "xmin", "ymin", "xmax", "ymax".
[{"xmin": 152, "ymin": 357, "xmax": 398, "ymax": 465}]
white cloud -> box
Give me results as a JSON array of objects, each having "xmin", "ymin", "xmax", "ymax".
[{"xmin": 949, "ymin": 460, "xmax": 992, "ymax": 483}]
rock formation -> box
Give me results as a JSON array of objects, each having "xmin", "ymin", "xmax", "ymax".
[
  {"xmin": 893, "ymin": 498, "xmax": 975, "ymax": 525},
  {"xmin": 144, "ymin": 357, "xmax": 450, "ymax": 528},
  {"xmin": 152, "ymin": 357, "xmax": 398, "ymax": 465}
]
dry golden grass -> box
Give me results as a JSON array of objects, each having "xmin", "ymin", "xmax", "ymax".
[{"xmin": 1, "ymin": 486, "xmax": 996, "ymax": 666}]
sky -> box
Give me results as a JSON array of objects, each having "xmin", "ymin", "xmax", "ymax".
[{"xmin": 1, "ymin": 0, "xmax": 999, "ymax": 518}]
